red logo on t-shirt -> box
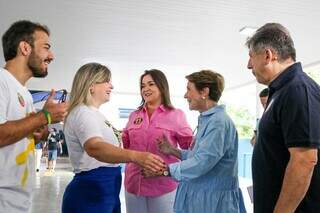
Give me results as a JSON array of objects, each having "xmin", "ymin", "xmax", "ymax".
[{"xmin": 17, "ymin": 93, "xmax": 25, "ymax": 107}]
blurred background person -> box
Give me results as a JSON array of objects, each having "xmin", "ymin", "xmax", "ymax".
[
  {"xmin": 250, "ymin": 88, "xmax": 268, "ymax": 146},
  {"xmin": 35, "ymin": 138, "xmax": 45, "ymax": 173},
  {"xmin": 58, "ymin": 129, "xmax": 68, "ymax": 156},
  {"xmin": 62, "ymin": 63, "xmax": 165, "ymax": 213},
  {"xmin": 144, "ymin": 70, "xmax": 246, "ymax": 213},
  {"xmin": 44, "ymin": 128, "xmax": 61, "ymax": 173},
  {"xmin": 122, "ymin": 69, "xmax": 193, "ymax": 213}
]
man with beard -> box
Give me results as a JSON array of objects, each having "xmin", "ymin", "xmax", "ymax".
[{"xmin": 0, "ymin": 20, "xmax": 68, "ymax": 212}]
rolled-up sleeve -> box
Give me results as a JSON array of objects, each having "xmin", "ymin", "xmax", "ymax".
[{"xmin": 169, "ymin": 120, "xmax": 227, "ymax": 182}]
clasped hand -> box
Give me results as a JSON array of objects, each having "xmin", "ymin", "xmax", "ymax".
[
  {"xmin": 141, "ymin": 135, "xmax": 173, "ymax": 178},
  {"xmin": 141, "ymin": 165, "xmax": 166, "ymax": 178}
]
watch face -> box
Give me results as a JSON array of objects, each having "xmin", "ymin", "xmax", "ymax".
[{"xmin": 163, "ymin": 170, "xmax": 169, "ymax": 176}]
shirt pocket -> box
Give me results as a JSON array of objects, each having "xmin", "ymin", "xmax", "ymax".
[
  {"xmin": 154, "ymin": 123, "xmax": 177, "ymax": 147},
  {"xmin": 154, "ymin": 123, "xmax": 183, "ymax": 163},
  {"xmin": 126, "ymin": 124, "xmax": 147, "ymax": 150}
]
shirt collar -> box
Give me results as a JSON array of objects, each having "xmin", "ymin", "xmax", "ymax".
[
  {"xmin": 269, "ymin": 62, "xmax": 302, "ymax": 92},
  {"xmin": 200, "ymin": 104, "xmax": 225, "ymax": 117},
  {"xmin": 142, "ymin": 104, "xmax": 167, "ymax": 112}
]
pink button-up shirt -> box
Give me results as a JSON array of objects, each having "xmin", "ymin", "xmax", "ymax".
[{"xmin": 122, "ymin": 105, "xmax": 193, "ymax": 196}]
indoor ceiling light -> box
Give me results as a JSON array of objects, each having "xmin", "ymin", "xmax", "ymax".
[{"xmin": 239, "ymin": 26, "xmax": 258, "ymax": 36}]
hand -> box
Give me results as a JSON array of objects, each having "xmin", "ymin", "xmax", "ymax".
[
  {"xmin": 141, "ymin": 168, "xmax": 163, "ymax": 178},
  {"xmin": 157, "ymin": 135, "xmax": 174, "ymax": 155},
  {"xmin": 250, "ymin": 134, "xmax": 256, "ymax": 146},
  {"xmin": 42, "ymin": 89, "xmax": 68, "ymax": 123},
  {"xmin": 33, "ymin": 125, "xmax": 49, "ymax": 142},
  {"xmin": 134, "ymin": 152, "xmax": 165, "ymax": 173}
]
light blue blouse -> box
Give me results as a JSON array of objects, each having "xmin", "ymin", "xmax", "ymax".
[{"xmin": 169, "ymin": 105, "xmax": 246, "ymax": 213}]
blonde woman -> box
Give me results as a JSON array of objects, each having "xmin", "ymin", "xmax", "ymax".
[{"xmin": 62, "ymin": 63, "xmax": 164, "ymax": 213}]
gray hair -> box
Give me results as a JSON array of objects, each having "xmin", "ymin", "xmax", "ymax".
[
  {"xmin": 246, "ymin": 23, "xmax": 296, "ymax": 62},
  {"xmin": 67, "ymin": 63, "xmax": 111, "ymax": 115}
]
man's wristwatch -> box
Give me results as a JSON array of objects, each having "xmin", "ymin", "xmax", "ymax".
[{"xmin": 163, "ymin": 169, "xmax": 170, "ymax": 177}]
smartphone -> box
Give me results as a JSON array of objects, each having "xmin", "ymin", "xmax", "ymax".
[{"xmin": 59, "ymin": 89, "xmax": 67, "ymax": 103}]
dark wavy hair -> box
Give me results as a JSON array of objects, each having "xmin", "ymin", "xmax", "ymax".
[
  {"xmin": 138, "ymin": 69, "xmax": 174, "ymax": 110},
  {"xmin": 2, "ymin": 20, "xmax": 50, "ymax": 61}
]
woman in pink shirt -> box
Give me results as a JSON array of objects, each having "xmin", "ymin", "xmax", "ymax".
[{"xmin": 122, "ymin": 69, "xmax": 193, "ymax": 213}]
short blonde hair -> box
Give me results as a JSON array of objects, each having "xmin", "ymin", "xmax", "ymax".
[{"xmin": 68, "ymin": 62, "xmax": 111, "ymax": 114}]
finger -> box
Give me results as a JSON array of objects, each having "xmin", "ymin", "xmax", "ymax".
[
  {"xmin": 142, "ymin": 171, "xmax": 152, "ymax": 178},
  {"xmin": 150, "ymin": 159, "xmax": 164, "ymax": 170},
  {"xmin": 33, "ymin": 132, "xmax": 43, "ymax": 141},
  {"xmin": 157, "ymin": 139, "xmax": 164, "ymax": 145},
  {"xmin": 150, "ymin": 162, "xmax": 165, "ymax": 172},
  {"xmin": 47, "ymin": 89, "xmax": 56, "ymax": 102},
  {"xmin": 146, "ymin": 165, "xmax": 158, "ymax": 173},
  {"xmin": 33, "ymin": 132, "xmax": 42, "ymax": 137},
  {"xmin": 147, "ymin": 161, "xmax": 165, "ymax": 172},
  {"xmin": 153, "ymin": 155, "xmax": 165, "ymax": 164},
  {"xmin": 141, "ymin": 169, "xmax": 149, "ymax": 176},
  {"xmin": 162, "ymin": 134, "xmax": 166, "ymax": 140},
  {"xmin": 61, "ymin": 102, "xmax": 69, "ymax": 108}
]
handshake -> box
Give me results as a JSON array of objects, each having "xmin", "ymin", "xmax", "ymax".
[
  {"xmin": 135, "ymin": 135, "xmax": 175, "ymax": 178},
  {"xmin": 133, "ymin": 151, "xmax": 167, "ymax": 178}
]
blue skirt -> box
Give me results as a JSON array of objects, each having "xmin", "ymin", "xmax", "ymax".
[{"xmin": 62, "ymin": 166, "xmax": 122, "ymax": 213}]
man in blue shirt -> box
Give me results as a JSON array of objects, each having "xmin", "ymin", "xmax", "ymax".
[{"xmin": 246, "ymin": 23, "xmax": 320, "ymax": 212}]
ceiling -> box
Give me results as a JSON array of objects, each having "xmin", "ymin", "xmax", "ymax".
[{"xmin": 0, "ymin": 0, "xmax": 319, "ymax": 97}]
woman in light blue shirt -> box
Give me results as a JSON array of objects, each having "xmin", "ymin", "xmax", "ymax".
[{"xmin": 143, "ymin": 70, "xmax": 246, "ymax": 213}]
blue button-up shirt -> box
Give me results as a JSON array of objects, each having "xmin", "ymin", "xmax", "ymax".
[{"xmin": 169, "ymin": 105, "xmax": 245, "ymax": 213}]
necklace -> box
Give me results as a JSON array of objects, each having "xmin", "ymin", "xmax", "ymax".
[{"xmin": 104, "ymin": 120, "xmax": 122, "ymax": 147}]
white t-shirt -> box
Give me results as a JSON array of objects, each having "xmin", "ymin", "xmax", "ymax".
[
  {"xmin": 64, "ymin": 105, "xmax": 120, "ymax": 173},
  {"xmin": 0, "ymin": 68, "xmax": 35, "ymax": 213}
]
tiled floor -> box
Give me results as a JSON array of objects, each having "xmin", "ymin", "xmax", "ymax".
[
  {"xmin": 30, "ymin": 157, "xmax": 126, "ymax": 213},
  {"xmin": 30, "ymin": 157, "xmax": 253, "ymax": 213}
]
